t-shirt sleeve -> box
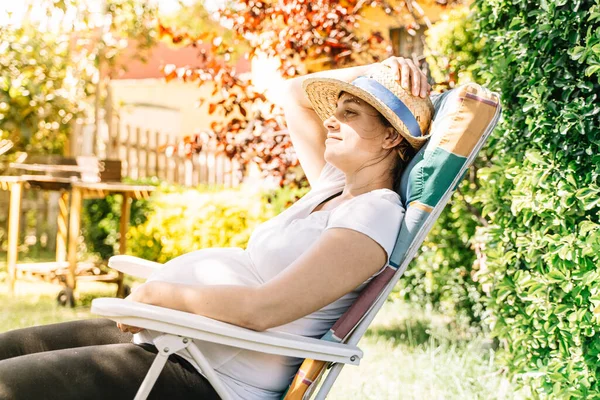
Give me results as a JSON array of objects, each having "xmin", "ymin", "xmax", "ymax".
[
  {"xmin": 315, "ymin": 162, "xmax": 345, "ymax": 188},
  {"xmin": 324, "ymin": 191, "xmax": 404, "ymax": 263}
]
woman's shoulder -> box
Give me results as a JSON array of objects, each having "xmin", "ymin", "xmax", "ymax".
[
  {"xmin": 344, "ymin": 188, "xmax": 403, "ymax": 210},
  {"xmin": 328, "ymin": 189, "xmax": 404, "ymax": 227},
  {"xmin": 366, "ymin": 188, "xmax": 403, "ymax": 205}
]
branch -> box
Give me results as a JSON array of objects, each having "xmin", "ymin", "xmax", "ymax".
[{"xmin": 455, "ymin": 186, "xmax": 489, "ymax": 227}]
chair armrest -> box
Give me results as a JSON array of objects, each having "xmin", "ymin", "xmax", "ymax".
[
  {"xmin": 91, "ymin": 298, "xmax": 362, "ymax": 365},
  {"xmin": 108, "ymin": 255, "xmax": 162, "ymax": 279}
]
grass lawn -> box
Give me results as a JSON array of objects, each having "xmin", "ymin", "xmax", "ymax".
[{"xmin": 0, "ymin": 267, "xmax": 515, "ymax": 399}]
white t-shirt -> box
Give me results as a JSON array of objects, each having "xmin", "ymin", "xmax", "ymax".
[{"xmin": 134, "ymin": 162, "xmax": 405, "ymax": 399}]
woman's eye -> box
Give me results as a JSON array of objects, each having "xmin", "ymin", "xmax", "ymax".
[{"xmin": 343, "ymin": 110, "xmax": 356, "ymax": 118}]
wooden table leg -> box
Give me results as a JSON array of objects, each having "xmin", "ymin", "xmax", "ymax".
[
  {"xmin": 116, "ymin": 192, "xmax": 131, "ymax": 298},
  {"xmin": 67, "ymin": 186, "xmax": 82, "ymax": 292},
  {"xmin": 56, "ymin": 191, "xmax": 69, "ymax": 264},
  {"xmin": 7, "ymin": 181, "xmax": 23, "ymax": 293}
]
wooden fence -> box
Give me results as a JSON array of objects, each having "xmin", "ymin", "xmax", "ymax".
[{"xmin": 70, "ymin": 114, "xmax": 242, "ymax": 187}]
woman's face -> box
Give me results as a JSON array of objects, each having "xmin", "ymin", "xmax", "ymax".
[{"xmin": 323, "ymin": 92, "xmax": 396, "ymax": 172}]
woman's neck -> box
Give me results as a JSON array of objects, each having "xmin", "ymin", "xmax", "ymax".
[{"xmin": 340, "ymin": 168, "xmax": 395, "ymax": 198}]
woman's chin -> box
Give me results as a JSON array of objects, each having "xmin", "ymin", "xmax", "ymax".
[{"xmin": 324, "ymin": 150, "xmax": 346, "ymax": 168}]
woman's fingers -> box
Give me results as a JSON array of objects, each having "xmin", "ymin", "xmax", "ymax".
[
  {"xmin": 116, "ymin": 322, "xmax": 143, "ymax": 334},
  {"xmin": 420, "ymin": 75, "xmax": 430, "ymax": 98},
  {"xmin": 398, "ymin": 59, "xmax": 412, "ymax": 92},
  {"xmin": 383, "ymin": 57, "xmax": 429, "ymax": 98},
  {"xmin": 407, "ymin": 62, "xmax": 421, "ymax": 97}
]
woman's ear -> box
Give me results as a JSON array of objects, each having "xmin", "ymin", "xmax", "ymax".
[{"xmin": 382, "ymin": 127, "xmax": 403, "ymax": 150}]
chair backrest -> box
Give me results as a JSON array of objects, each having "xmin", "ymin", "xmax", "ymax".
[{"xmin": 284, "ymin": 82, "xmax": 502, "ymax": 400}]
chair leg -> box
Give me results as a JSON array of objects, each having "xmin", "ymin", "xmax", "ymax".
[
  {"xmin": 313, "ymin": 363, "xmax": 344, "ymax": 400},
  {"xmin": 186, "ymin": 342, "xmax": 232, "ymax": 400},
  {"xmin": 134, "ymin": 335, "xmax": 194, "ymax": 400}
]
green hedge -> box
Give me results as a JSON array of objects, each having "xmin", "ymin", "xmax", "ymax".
[
  {"xmin": 473, "ymin": 0, "xmax": 600, "ymax": 397},
  {"xmin": 399, "ymin": 177, "xmax": 486, "ymax": 324},
  {"xmin": 127, "ymin": 188, "xmax": 270, "ymax": 263}
]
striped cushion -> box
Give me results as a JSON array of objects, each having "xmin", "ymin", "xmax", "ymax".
[
  {"xmin": 392, "ymin": 82, "xmax": 500, "ymax": 265},
  {"xmin": 283, "ymin": 82, "xmax": 501, "ymax": 400}
]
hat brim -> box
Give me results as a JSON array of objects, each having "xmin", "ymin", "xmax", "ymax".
[{"xmin": 302, "ymin": 77, "xmax": 431, "ymax": 150}]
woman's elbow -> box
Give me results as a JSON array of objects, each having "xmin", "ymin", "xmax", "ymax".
[
  {"xmin": 236, "ymin": 290, "xmax": 273, "ymax": 332},
  {"xmin": 280, "ymin": 78, "xmax": 309, "ymax": 109}
]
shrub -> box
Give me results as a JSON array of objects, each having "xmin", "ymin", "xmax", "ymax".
[
  {"xmin": 473, "ymin": 0, "xmax": 600, "ymax": 397},
  {"xmin": 425, "ymin": 7, "xmax": 485, "ymax": 90},
  {"xmin": 81, "ymin": 193, "xmax": 151, "ymax": 261},
  {"xmin": 81, "ymin": 178, "xmax": 158, "ymax": 260},
  {"xmin": 0, "ymin": 23, "xmax": 90, "ymax": 156},
  {"xmin": 125, "ymin": 184, "xmax": 309, "ymax": 263}
]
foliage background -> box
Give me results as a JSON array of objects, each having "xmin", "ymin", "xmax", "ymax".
[
  {"xmin": 474, "ymin": 0, "xmax": 600, "ymax": 397},
  {"xmin": 0, "ymin": 24, "xmax": 91, "ymax": 157},
  {"xmin": 81, "ymin": 183, "xmax": 309, "ymax": 263}
]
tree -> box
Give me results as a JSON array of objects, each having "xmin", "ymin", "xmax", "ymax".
[
  {"xmin": 0, "ymin": 0, "xmax": 159, "ymax": 159},
  {"xmin": 158, "ymin": 0, "xmax": 464, "ymax": 186},
  {"xmin": 0, "ymin": 23, "xmax": 92, "ymax": 157}
]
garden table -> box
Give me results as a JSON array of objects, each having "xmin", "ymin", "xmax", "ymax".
[
  {"xmin": 1, "ymin": 158, "xmax": 155, "ymax": 306},
  {"xmin": 1, "ymin": 175, "xmax": 74, "ymax": 295},
  {"xmin": 64, "ymin": 181, "xmax": 155, "ymax": 305}
]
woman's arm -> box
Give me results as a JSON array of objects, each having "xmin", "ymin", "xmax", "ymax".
[
  {"xmin": 281, "ymin": 58, "xmax": 430, "ymax": 186},
  {"xmin": 125, "ymin": 227, "xmax": 387, "ymax": 332}
]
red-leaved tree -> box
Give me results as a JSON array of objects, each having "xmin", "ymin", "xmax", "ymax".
[{"xmin": 159, "ymin": 0, "xmax": 462, "ymax": 186}]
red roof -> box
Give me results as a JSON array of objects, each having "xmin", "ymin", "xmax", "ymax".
[{"xmin": 112, "ymin": 41, "xmax": 251, "ymax": 80}]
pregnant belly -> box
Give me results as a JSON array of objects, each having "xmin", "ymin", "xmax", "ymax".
[{"xmin": 147, "ymin": 247, "xmax": 263, "ymax": 287}]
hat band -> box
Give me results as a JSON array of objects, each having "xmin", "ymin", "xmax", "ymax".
[{"xmin": 351, "ymin": 76, "xmax": 422, "ymax": 138}]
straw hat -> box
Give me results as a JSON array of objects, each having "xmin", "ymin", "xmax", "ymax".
[{"xmin": 302, "ymin": 63, "xmax": 434, "ymax": 151}]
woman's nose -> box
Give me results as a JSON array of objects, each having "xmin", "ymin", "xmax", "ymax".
[{"xmin": 323, "ymin": 116, "xmax": 339, "ymax": 131}]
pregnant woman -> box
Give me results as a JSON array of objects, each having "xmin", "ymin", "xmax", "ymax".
[{"xmin": 0, "ymin": 57, "xmax": 433, "ymax": 400}]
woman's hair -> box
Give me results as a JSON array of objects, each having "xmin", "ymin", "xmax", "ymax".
[{"xmin": 377, "ymin": 113, "xmax": 414, "ymax": 189}]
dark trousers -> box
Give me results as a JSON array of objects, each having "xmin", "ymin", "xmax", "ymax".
[{"xmin": 0, "ymin": 319, "xmax": 220, "ymax": 400}]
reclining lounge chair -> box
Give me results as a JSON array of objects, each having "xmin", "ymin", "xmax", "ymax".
[{"xmin": 91, "ymin": 82, "xmax": 502, "ymax": 400}]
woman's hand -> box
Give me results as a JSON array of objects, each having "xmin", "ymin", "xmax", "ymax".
[
  {"xmin": 380, "ymin": 56, "xmax": 431, "ymax": 98},
  {"xmin": 116, "ymin": 322, "xmax": 144, "ymax": 334}
]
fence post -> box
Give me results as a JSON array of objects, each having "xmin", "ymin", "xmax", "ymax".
[
  {"xmin": 136, "ymin": 127, "xmax": 142, "ymax": 179},
  {"xmin": 125, "ymin": 125, "xmax": 132, "ymax": 178},
  {"xmin": 192, "ymin": 153, "xmax": 199, "ymax": 186},
  {"xmin": 154, "ymin": 130, "xmax": 161, "ymax": 179},
  {"xmin": 145, "ymin": 129, "xmax": 151, "ymax": 178},
  {"xmin": 106, "ymin": 85, "xmax": 114, "ymax": 158}
]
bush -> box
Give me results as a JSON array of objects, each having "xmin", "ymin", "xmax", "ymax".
[
  {"xmin": 0, "ymin": 23, "xmax": 91, "ymax": 156},
  {"xmin": 125, "ymin": 184, "xmax": 309, "ymax": 263},
  {"xmin": 473, "ymin": 0, "xmax": 600, "ymax": 397},
  {"xmin": 82, "ymin": 193, "xmax": 151, "ymax": 261},
  {"xmin": 425, "ymin": 7, "xmax": 485, "ymax": 90}
]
